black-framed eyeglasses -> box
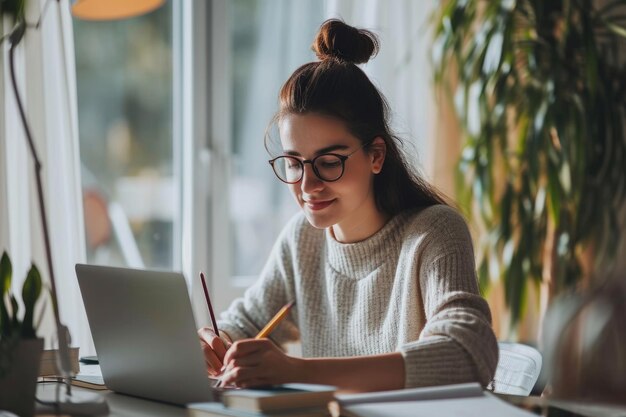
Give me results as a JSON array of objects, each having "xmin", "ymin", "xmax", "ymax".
[{"xmin": 268, "ymin": 142, "xmax": 369, "ymax": 184}]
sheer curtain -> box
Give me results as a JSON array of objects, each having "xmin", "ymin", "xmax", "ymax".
[
  {"xmin": 0, "ymin": 0, "xmax": 93, "ymax": 354},
  {"xmin": 228, "ymin": 0, "xmax": 322, "ymax": 283},
  {"xmin": 324, "ymin": 0, "xmax": 438, "ymax": 178}
]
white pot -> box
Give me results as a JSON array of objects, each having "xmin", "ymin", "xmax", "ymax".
[{"xmin": 0, "ymin": 338, "xmax": 44, "ymax": 417}]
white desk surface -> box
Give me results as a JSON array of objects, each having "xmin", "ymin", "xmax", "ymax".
[
  {"xmin": 35, "ymin": 384, "xmax": 626, "ymax": 417},
  {"xmin": 36, "ymin": 384, "xmax": 187, "ymax": 417},
  {"xmin": 35, "ymin": 369, "xmax": 626, "ymax": 417}
]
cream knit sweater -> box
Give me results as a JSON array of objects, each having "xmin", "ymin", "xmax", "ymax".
[{"xmin": 218, "ymin": 205, "xmax": 498, "ymax": 388}]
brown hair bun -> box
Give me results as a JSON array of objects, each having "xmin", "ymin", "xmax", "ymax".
[{"xmin": 312, "ymin": 19, "xmax": 379, "ymax": 64}]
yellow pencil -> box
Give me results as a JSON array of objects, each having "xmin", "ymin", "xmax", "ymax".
[{"xmin": 255, "ymin": 300, "xmax": 296, "ymax": 339}]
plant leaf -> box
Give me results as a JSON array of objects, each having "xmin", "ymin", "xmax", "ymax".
[
  {"xmin": 0, "ymin": 252, "xmax": 12, "ymax": 337},
  {"xmin": 10, "ymin": 294, "xmax": 19, "ymax": 330},
  {"xmin": 605, "ymin": 21, "xmax": 626, "ymax": 38},
  {"xmin": 21, "ymin": 264, "xmax": 42, "ymax": 338},
  {"xmin": 0, "ymin": 251, "xmax": 11, "ymax": 295},
  {"xmin": 478, "ymin": 257, "xmax": 490, "ymax": 295}
]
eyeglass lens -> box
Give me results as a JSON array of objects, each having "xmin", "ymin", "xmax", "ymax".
[{"xmin": 273, "ymin": 154, "xmax": 344, "ymax": 183}]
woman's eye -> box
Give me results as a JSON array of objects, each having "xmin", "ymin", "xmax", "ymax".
[{"xmin": 318, "ymin": 159, "xmax": 341, "ymax": 168}]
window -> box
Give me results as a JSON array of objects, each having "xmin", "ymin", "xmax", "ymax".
[
  {"xmin": 227, "ymin": 0, "xmax": 324, "ymax": 275},
  {"xmin": 203, "ymin": 1, "xmax": 325, "ymax": 308},
  {"xmin": 74, "ymin": 3, "xmax": 178, "ymax": 270},
  {"xmin": 73, "ymin": 0, "xmax": 326, "ymax": 312}
]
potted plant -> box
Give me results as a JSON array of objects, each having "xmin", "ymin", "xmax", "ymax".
[
  {"xmin": 0, "ymin": 251, "xmax": 45, "ymax": 417},
  {"xmin": 433, "ymin": 1, "xmax": 626, "ymax": 331}
]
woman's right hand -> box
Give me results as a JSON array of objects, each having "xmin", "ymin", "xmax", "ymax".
[{"xmin": 198, "ymin": 327, "xmax": 231, "ymax": 376}]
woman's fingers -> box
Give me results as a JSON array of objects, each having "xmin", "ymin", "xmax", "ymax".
[
  {"xmin": 198, "ymin": 327, "xmax": 228, "ymax": 375},
  {"xmin": 220, "ymin": 340, "xmax": 268, "ymax": 386},
  {"xmin": 210, "ymin": 335, "xmax": 228, "ymax": 359},
  {"xmin": 201, "ymin": 341, "xmax": 224, "ymax": 375},
  {"xmin": 220, "ymin": 364, "xmax": 268, "ymax": 387},
  {"xmin": 197, "ymin": 327, "xmax": 218, "ymax": 344},
  {"xmin": 199, "ymin": 336, "xmax": 295, "ymax": 387},
  {"xmin": 222, "ymin": 339, "xmax": 267, "ymax": 365},
  {"xmin": 198, "ymin": 327, "xmax": 230, "ymax": 359},
  {"xmin": 222, "ymin": 353, "xmax": 262, "ymax": 372},
  {"xmin": 219, "ymin": 339, "xmax": 297, "ymax": 387}
]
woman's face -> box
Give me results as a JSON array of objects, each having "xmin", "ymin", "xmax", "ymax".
[{"xmin": 278, "ymin": 113, "xmax": 385, "ymax": 241}]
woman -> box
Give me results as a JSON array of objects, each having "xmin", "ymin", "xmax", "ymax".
[{"xmin": 198, "ymin": 19, "xmax": 498, "ymax": 393}]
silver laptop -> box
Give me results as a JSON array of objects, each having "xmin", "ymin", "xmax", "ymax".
[{"xmin": 75, "ymin": 264, "xmax": 214, "ymax": 405}]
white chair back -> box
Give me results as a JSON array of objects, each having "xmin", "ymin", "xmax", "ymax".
[{"xmin": 492, "ymin": 342, "xmax": 542, "ymax": 396}]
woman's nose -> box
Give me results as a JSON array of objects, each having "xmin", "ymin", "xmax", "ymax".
[{"xmin": 300, "ymin": 164, "xmax": 324, "ymax": 194}]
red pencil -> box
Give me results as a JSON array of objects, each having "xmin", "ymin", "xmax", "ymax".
[{"xmin": 200, "ymin": 271, "xmax": 219, "ymax": 335}]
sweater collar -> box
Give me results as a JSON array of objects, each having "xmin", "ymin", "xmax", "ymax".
[{"xmin": 324, "ymin": 211, "xmax": 409, "ymax": 278}]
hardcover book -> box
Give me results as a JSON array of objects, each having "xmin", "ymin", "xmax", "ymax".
[
  {"xmin": 220, "ymin": 384, "xmax": 336, "ymax": 413},
  {"xmin": 187, "ymin": 402, "xmax": 329, "ymax": 417}
]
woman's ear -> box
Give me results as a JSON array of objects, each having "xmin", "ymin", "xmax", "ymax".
[{"xmin": 369, "ymin": 137, "xmax": 386, "ymax": 174}]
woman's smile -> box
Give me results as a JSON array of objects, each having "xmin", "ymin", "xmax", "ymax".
[{"xmin": 303, "ymin": 198, "xmax": 336, "ymax": 211}]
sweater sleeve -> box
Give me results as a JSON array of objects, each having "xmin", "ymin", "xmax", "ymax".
[
  {"xmin": 216, "ymin": 215, "xmax": 302, "ymax": 346},
  {"xmin": 400, "ymin": 207, "xmax": 498, "ymax": 388}
]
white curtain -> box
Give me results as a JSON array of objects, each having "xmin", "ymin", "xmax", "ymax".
[
  {"xmin": 228, "ymin": 0, "xmax": 323, "ymax": 282},
  {"xmin": 0, "ymin": 0, "xmax": 93, "ymax": 355},
  {"xmin": 324, "ymin": 0, "xmax": 438, "ymax": 177}
]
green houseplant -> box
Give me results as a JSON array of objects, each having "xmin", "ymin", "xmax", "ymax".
[
  {"xmin": 433, "ymin": 0, "xmax": 626, "ymax": 328},
  {"xmin": 0, "ymin": 251, "xmax": 45, "ymax": 417}
]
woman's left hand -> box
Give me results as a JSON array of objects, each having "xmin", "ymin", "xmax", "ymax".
[{"xmin": 220, "ymin": 338, "xmax": 302, "ymax": 387}]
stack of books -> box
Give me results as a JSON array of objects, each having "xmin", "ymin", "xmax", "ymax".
[
  {"xmin": 187, "ymin": 382, "xmax": 539, "ymax": 417},
  {"xmin": 187, "ymin": 384, "xmax": 336, "ymax": 417},
  {"xmin": 38, "ymin": 347, "xmax": 80, "ymax": 376}
]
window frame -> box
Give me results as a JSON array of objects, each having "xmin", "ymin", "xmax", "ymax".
[{"xmin": 177, "ymin": 0, "xmax": 249, "ymax": 321}]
